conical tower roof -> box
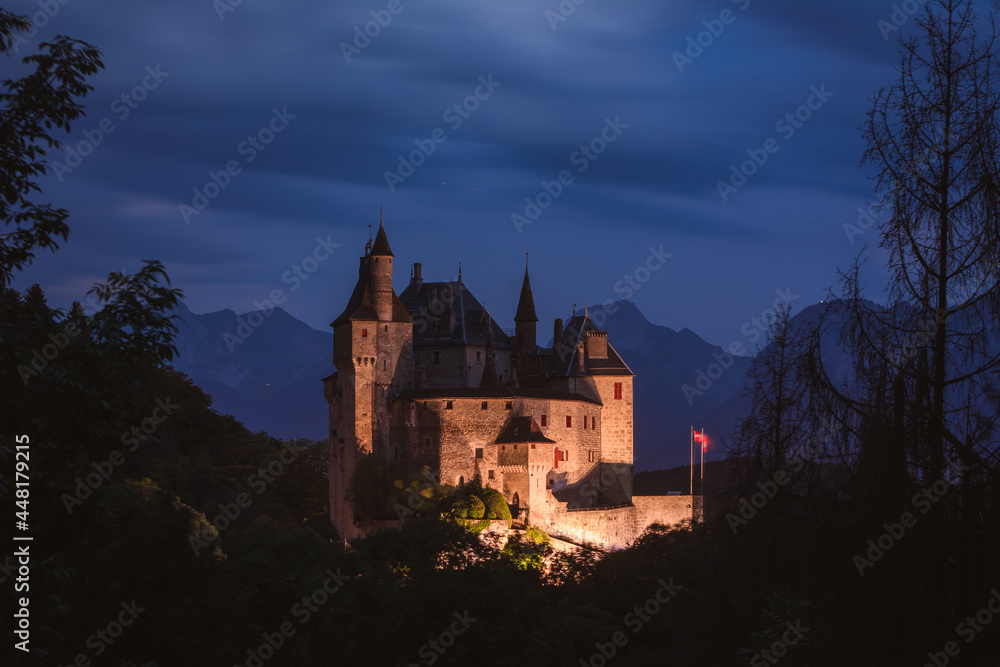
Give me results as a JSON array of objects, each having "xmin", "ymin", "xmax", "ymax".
[
  {"xmin": 514, "ymin": 265, "xmax": 537, "ymax": 322},
  {"xmin": 371, "ymin": 220, "xmax": 393, "ymax": 257}
]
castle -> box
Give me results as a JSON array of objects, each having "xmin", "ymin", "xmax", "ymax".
[{"xmin": 324, "ymin": 221, "xmax": 700, "ymax": 549}]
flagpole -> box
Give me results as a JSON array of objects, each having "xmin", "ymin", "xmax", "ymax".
[
  {"xmin": 700, "ymin": 428, "xmax": 705, "ymax": 496},
  {"xmin": 689, "ymin": 426, "xmax": 694, "ymax": 496}
]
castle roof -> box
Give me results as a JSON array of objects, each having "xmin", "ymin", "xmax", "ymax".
[
  {"xmin": 371, "ymin": 220, "xmax": 393, "ymax": 257},
  {"xmin": 495, "ymin": 416, "xmax": 555, "ymax": 444},
  {"xmin": 514, "ymin": 265, "xmax": 538, "ymax": 322},
  {"xmin": 400, "ymin": 386, "xmax": 602, "ymax": 405},
  {"xmin": 548, "ymin": 311, "xmax": 634, "ymax": 377},
  {"xmin": 398, "ymin": 279, "xmax": 513, "ymax": 349},
  {"xmin": 331, "ymin": 255, "xmax": 411, "ymax": 326}
]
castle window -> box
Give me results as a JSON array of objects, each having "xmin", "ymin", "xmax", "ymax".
[
  {"xmin": 383, "ymin": 360, "xmax": 386, "ymax": 370},
  {"xmin": 446, "ymin": 401, "xmax": 453, "ymax": 409},
  {"xmin": 541, "ymin": 415, "xmax": 547, "ymax": 427},
  {"xmin": 583, "ymin": 416, "xmax": 588, "ymax": 429},
  {"xmin": 362, "ymin": 328, "xmax": 368, "ymax": 337},
  {"xmin": 566, "ymin": 416, "xmax": 572, "ymax": 428},
  {"xmin": 481, "ymin": 401, "xmax": 488, "ymax": 410},
  {"xmin": 514, "ymin": 444, "xmax": 518, "ymax": 450},
  {"xmin": 476, "ymin": 448, "xmax": 483, "ymax": 458},
  {"xmin": 505, "ymin": 401, "xmax": 512, "ymax": 410},
  {"xmin": 531, "ymin": 444, "xmax": 536, "ymax": 449},
  {"xmin": 488, "ymin": 470, "xmax": 495, "ymax": 480},
  {"xmin": 502, "ymin": 445, "xmax": 505, "ymax": 450},
  {"xmin": 384, "ymin": 325, "xmax": 388, "ymax": 332},
  {"xmin": 433, "ymin": 351, "xmax": 441, "ymax": 364},
  {"xmin": 592, "ymin": 416, "xmax": 598, "ymax": 429},
  {"xmin": 588, "ymin": 451, "xmax": 595, "ymax": 463},
  {"xmin": 477, "ymin": 351, "xmax": 482, "ymax": 362},
  {"xmin": 614, "ymin": 382, "xmax": 623, "ymax": 400},
  {"xmin": 458, "ymin": 476, "xmax": 465, "ymax": 488}
]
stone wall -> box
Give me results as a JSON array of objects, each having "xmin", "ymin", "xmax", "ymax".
[{"xmin": 633, "ymin": 494, "xmax": 703, "ymax": 533}]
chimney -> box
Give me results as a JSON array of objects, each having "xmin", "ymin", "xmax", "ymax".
[
  {"xmin": 554, "ymin": 318, "xmax": 563, "ymax": 346},
  {"xmin": 411, "ymin": 262, "xmax": 423, "ymax": 291},
  {"xmin": 586, "ymin": 330, "xmax": 608, "ymax": 359}
]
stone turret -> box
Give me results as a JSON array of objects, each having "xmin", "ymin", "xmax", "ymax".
[{"xmin": 370, "ymin": 220, "xmax": 394, "ymax": 322}]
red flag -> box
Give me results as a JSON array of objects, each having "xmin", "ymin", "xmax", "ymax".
[{"xmin": 693, "ymin": 432, "xmax": 705, "ymax": 443}]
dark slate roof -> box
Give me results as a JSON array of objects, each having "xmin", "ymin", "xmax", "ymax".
[
  {"xmin": 331, "ymin": 256, "xmax": 412, "ymax": 326},
  {"xmin": 400, "ymin": 386, "xmax": 602, "ymax": 405},
  {"xmin": 514, "ymin": 266, "xmax": 538, "ymax": 322},
  {"xmin": 371, "ymin": 221, "xmax": 393, "ymax": 257},
  {"xmin": 495, "ymin": 416, "xmax": 555, "ymax": 444},
  {"xmin": 398, "ymin": 278, "xmax": 513, "ymax": 349},
  {"xmin": 548, "ymin": 311, "xmax": 634, "ymax": 377}
]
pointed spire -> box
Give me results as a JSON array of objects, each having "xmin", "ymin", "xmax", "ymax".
[
  {"xmin": 514, "ymin": 260, "xmax": 538, "ymax": 323},
  {"xmin": 371, "ymin": 215, "xmax": 393, "ymax": 257}
]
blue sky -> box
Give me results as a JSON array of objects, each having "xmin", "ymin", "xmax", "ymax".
[{"xmin": 7, "ymin": 0, "xmax": 950, "ymax": 347}]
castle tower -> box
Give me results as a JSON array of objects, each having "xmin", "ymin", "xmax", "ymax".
[
  {"xmin": 370, "ymin": 218, "xmax": 394, "ymax": 322},
  {"xmin": 327, "ymin": 217, "xmax": 413, "ymax": 541},
  {"xmin": 514, "ymin": 260, "xmax": 538, "ymax": 374}
]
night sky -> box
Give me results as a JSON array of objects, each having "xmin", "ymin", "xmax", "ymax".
[{"xmin": 9, "ymin": 0, "xmax": 920, "ymax": 347}]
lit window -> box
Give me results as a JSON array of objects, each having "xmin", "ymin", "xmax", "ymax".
[
  {"xmin": 614, "ymin": 382, "xmax": 622, "ymax": 400},
  {"xmin": 362, "ymin": 328, "xmax": 368, "ymax": 337},
  {"xmin": 566, "ymin": 416, "xmax": 572, "ymax": 428},
  {"xmin": 531, "ymin": 444, "xmax": 536, "ymax": 449}
]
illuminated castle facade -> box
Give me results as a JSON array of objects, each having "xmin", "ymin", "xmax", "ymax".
[{"xmin": 324, "ymin": 221, "xmax": 699, "ymax": 549}]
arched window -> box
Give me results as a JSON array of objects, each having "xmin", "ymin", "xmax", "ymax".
[{"xmin": 457, "ymin": 475, "xmax": 465, "ymax": 489}]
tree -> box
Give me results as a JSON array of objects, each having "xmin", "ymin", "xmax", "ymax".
[
  {"xmin": 0, "ymin": 7, "xmax": 103, "ymax": 286},
  {"xmin": 860, "ymin": 0, "xmax": 1000, "ymax": 481}
]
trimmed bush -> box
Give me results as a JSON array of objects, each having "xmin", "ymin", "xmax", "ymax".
[{"xmin": 481, "ymin": 488, "xmax": 512, "ymax": 528}]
